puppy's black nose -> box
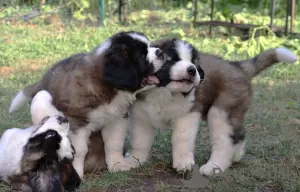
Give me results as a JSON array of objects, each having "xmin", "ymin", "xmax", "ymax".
[
  {"xmin": 187, "ymin": 66, "xmax": 196, "ymax": 76},
  {"xmin": 57, "ymin": 116, "xmax": 68, "ymax": 124},
  {"xmin": 155, "ymin": 49, "xmax": 163, "ymax": 57}
]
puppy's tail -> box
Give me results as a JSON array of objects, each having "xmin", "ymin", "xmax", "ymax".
[
  {"xmin": 235, "ymin": 47, "xmax": 298, "ymax": 78},
  {"xmin": 9, "ymin": 82, "xmax": 41, "ymax": 113}
]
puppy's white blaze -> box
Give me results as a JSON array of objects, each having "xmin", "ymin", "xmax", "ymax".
[
  {"xmin": 175, "ymin": 40, "xmax": 192, "ymax": 61},
  {"xmin": 170, "ymin": 60, "xmax": 192, "ymax": 80},
  {"xmin": 96, "ymin": 40, "xmax": 112, "ymax": 56},
  {"xmin": 32, "ymin": 116, "xmax": 69, "ymax": 137},
  {"xmin": 31, "ymin": 90, "xmax": 64, "ymax": 126},
  {"xmin": 128, "ymin": 33, "xmax": 150, "ymax": 47},
  {"xmin": 275, "ymin": 47, "xmax": 298, "ymax": 63},
  {"xmin": 147, "ymin": 47, "xmax": 163, "ymax": 73},
  {"xmin": 171, "ymin": 60, "xmax": 200, "ymax": 83},
  {"xmin": 9, "ymin": 91, "xmax": 31, "ymax": 113},
  {"xmin": 167, "ymin": 61, "xmax": 200, "ymax": 93}
]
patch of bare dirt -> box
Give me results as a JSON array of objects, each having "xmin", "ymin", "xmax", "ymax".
[
  {"xmin": 0, "ymin": 66, "xmax": 15, "ymax": 76},
  {"xmin": 246, "ymin": 123, "xmax": 262, "ymax": 132},
  {"xmin": 0, "ymin": 58, "xmax": 47, "ymax": 77},
  {"xmin": 107, "ymin": 171, "xmax": 184, "ymax": 192}
]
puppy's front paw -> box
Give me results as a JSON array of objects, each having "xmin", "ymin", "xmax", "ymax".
[
  {"xmin": 199, "ymin": 161, "xmax": 224, "ymax": 176},
  {"xmin": 107, "ymin": 159, "xmax": 131, "ymax": 172},
  {"xmin": 126, "ymin": 155, "xmax": 147, "ymax": 169},
  {"xmin": 173, "ymin": 153, "xmax": 195, "ymax": 171}
]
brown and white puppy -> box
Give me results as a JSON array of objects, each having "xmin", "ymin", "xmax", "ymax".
[
  {"xmin": 127, "ymin": 38, "xmax": 298, "ymax": 175},
  {"xmin": 8, "ymin": 31, "xmax": 169, "ymax": 178},
  {"xmin": 126, "ymin": 39, "xmax": 204, "ymax": 171},
  {"xmin": 0, "ymin": 90, "xmax": 80, "ymax": 191},
  {"xmin": 194, "ymin": 46, "xmax": 298, "ymax": 175}
]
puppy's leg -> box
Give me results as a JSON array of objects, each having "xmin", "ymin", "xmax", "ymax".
[
  {"xmin": 200, "ymin": 106, "xmax": 234, "ymax": 176},
  {"xmin": 172, "ymin": 112, "xmax": 200, "ymax": 171},
  {"xmin": 70, "ymin": 128, "xmax": 90, "ymax": 179},
  {"xmin": 229, "ymin": 115, "xmax": 246, "ymax": 163},
  {"xmin": 127, "ymin": 118, "xmax": 156, "ymax": 168},
  {"xmin": 102, "ymin": 118, "xmax": 130, "ymax": 172},
  {"xmin": 232, "ymin": 140, "xmax": 245, "ymax": 162}
]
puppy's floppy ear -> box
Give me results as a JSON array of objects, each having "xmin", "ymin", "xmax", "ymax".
[
  {"xmin": 21, "ymin": 138, "xmax": 44, "ymax": 172},
  {"xmin": 196, "ymin": 64, "xmax": 205, "ymax": 81},
  {"xmin": 103, "ymin": 44, "xmax": 140, "ymax": 91},
  {"xmin": 59, "ymin": 158, "xmax": 81, "ymax": 191}
]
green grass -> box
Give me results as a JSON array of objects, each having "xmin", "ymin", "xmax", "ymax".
[{"xmin": 0, "ymin": 12, "xmax": 300, "ymax": 192}]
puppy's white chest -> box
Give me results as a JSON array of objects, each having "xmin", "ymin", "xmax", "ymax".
[
  {"xmin": 87, "ymin": 91, "xmax": 135, "ymax": 130},
  {"xmin": 135, "ymin": 88, "xmax": 194, "ymax": 129}
]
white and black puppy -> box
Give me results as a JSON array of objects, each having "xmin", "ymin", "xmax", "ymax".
[
  {"xmin": 19, "ymin": 116, "xmax": 79, "ymax": 192},
  {"xmin": 8, "ymin": 31, "xmax": 169, "ymax": 178},
  {"xmin": 127, "ymin": 39, "xmax": 204, "ymax": 171},
  {"xmin": 0, "ymin": 90, "xmax": 79, "ymax": 191}
]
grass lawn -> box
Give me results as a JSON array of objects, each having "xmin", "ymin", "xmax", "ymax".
[{"xmin": 0, "ymin": 18, "xmax": 300, "ymax": 192}]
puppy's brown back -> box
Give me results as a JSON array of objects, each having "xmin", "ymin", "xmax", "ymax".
[
  {"xmin": 195, "ymin": 53, "xmax": 252, "ymax": 121},
  {"xmin": 42, "ymin": 54, "xmax": 115, "ymax": 124},
  {"xmin": 20, "ymin": 53, "xmax": 116, "ymax": 127}
]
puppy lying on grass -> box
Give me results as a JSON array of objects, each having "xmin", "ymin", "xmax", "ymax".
[{"xmin": 0, "ymin": 90, "xmax": 80, "ymax": 192}]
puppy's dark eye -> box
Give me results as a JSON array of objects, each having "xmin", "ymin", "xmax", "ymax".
[{"xmin": 45, "ymin": 131, "xmax": 56, "ymax": 139}]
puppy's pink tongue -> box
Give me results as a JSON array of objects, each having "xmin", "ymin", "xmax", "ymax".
[{"xmin": 147, "ymin": 75, "xmax": 160, "ymax": 84}]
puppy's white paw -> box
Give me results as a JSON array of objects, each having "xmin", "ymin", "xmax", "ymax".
[
  {"xmin": 107, "ymin": 159, "xmax": 131, "ymax": 172},
  {"xmin": 173, "ymin": 153, "xmax": 195, "ymax": 171},
  {"xmin": 199, "ymin": 161, "xmax": 223, "ymax": 176},
  {"xmin": 232, "ymin": 141, "xmax": 245, "ymax": 162},
  {"xmin": 232, "ymin": 149, "xmax": 244, "ymax": 162},
  {"xmin": 126, "ymin": 155, "xmax": 147, "ymax": 169}
]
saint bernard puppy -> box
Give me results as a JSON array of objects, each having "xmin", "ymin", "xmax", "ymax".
[
  {"xmin": 193, "ymin": 44, "xmax": 298, "ymax": 175},
  {"xmin": 0, "ymin": 90, "xmax": 80, "ymax": 192},
  {"xmin": 8, "ymin": 31, "xmax": 169, "ymax": 178},
  {"xmin": 126, "ymin": 39, "xmax": 204, "ymax": 171},
  {"xmin": 126, "ymin": 38, "xmax": 298, "ymax": 175}
]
